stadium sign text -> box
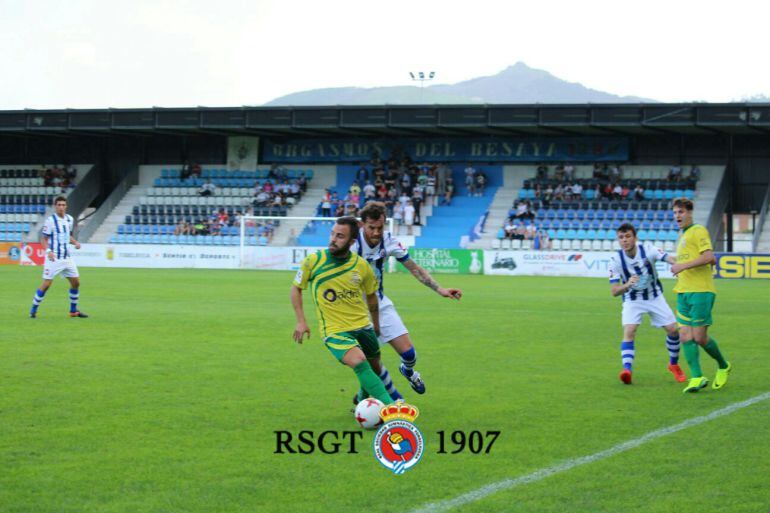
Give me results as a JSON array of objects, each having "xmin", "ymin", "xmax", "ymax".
[{"xmin": 262, "ymin": 137, "xmax": 628, "ymax": 163}]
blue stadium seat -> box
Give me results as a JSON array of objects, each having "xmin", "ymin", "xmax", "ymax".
[
  {"xmin": 555, "ymin": 229, "xmax": 566, "ymax": 240},
  {"xmin": 586, "ymin": 229, "xmax": 597, "ymax": 240},
  {"xmin": 576, "ymin": 229, "xmax": 587, "ymax": 240}
]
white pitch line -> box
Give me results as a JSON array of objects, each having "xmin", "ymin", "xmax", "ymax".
[{"xmin": 412, "ymin": 391, "xmax": 770, "ymax": 513}]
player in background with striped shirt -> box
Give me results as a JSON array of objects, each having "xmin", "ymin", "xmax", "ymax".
[
  {"xmin": 352, "ymin": 202, "xmax": 462, "ymax": 400},
  {"xmin": 609, "ymin": 223, "xmax": 685, "ymax": 384},
  {"xmin": 30, "ymin": 196, "xmax": 88, "ymax": 318}
]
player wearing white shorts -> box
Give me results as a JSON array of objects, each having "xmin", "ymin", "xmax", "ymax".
[
  {"xmin": 609, "ymin": 223, "xmax": 682, "ymax": 384},
  {"xmin": 352, "ymin": 201, "xmax": 462, "ymax": 400},
  {"xmin": 29, "ymin": 196, "xmax": 88, "ymax": 319}
]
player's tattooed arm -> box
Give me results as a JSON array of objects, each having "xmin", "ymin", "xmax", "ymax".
[{"xmin": 402, "ymin": 259, "xmax": 462, "ymax": 299}]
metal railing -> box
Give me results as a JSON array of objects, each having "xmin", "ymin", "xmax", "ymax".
[
  {"xmin": 706, "ymin": 170, "xmax": 729, "ymax": 252},
  {"xmin": 752, "ymin": 185, "xmax": 770, "ymax": 252},
  {"xmin": 65, "ymin": 164, "xmax": 101, "ymax": 223},
  {"xmin": 78, "ymin": 166, "xmax": 139, "ymax": 243}
]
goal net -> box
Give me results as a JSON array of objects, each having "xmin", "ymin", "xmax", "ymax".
[{"xmin": 239, "ymin": 215, "xmax": 395, "ymax": 270}]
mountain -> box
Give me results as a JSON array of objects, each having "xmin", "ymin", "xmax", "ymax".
[{"xmin": 264, "ymin": 62, "xmax": 655, "ymax": 106}]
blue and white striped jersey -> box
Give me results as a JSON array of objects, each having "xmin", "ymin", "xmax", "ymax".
[
  {"xmin": 351, "ymin": 231, "xmax": 410, "ymax": 300},
  {"xmin": 609, "ymin": 242, "xmax": 667, "ymax": 301},
  {"xmin": 41, "ymin": 214, "xmax": 74, "ymax": 259}
]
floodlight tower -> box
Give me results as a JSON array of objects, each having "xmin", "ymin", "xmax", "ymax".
[{"xmin": 409, "ymin": 71, "xmax": 436, "ymax": 104}]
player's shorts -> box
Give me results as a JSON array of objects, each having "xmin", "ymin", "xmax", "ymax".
[
  {"xmin": 324, "ymin": 327, "xmax": 380, "ymax": 363},
  {"xmin": 42, "ymin": 257, "xmax": 79, "ymax": 280},
  {"xmin": 425, "ymin": 185, "xmax": 435, "ymax": 196},
  {"xmin": 621, "ymin": 295, "xmax": 676, "ymax": 328},
  {"xmin": 676, "ymin": 292, "xmax": 715, "ymax": 327},
  {"xmin": 378, "ymin": 295, "xmax": 409, "ymax": 345}
]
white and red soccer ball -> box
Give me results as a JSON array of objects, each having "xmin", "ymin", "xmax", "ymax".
[{"xmin": 354, "ymin": 398, "xmax": 384, "ymax": 429}]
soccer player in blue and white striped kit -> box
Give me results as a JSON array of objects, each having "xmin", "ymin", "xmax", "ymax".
[
  {"xmin": 29, "ymin": 196, "xmax": 88, "ymax": 319},
  {"xmin": 608, "ymin": 223, "xmax": 684, "ymax": 384}
]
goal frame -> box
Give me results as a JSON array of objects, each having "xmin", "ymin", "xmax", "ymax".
[{"xmin": 239, "ymin": 215, "xmax": 395, "ymax": 269}]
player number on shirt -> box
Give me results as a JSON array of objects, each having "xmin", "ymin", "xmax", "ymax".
[{"xmin": 436, "ymin": 430, "xmax": 500, "ymax": 454}]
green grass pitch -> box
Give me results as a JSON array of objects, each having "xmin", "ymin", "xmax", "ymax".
[{"xmin": 1, "ymin": 266, "xmax": 769, "ymax": 513}]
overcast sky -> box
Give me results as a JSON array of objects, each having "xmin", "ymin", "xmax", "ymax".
[{"xmin": 1, "ymin": 0, "xmax": 768, "ymax": 109}]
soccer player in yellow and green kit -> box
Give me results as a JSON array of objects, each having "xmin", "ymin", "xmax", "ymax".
[
  {"xmin": 667, "ymin": 198, "xmax": 731, "ymax": 393},
  {"xmin": 290, "ymin": 216, "xmax": 394, "ymax": 405}
]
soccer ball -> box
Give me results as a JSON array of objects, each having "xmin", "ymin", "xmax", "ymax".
[{"xmin": 354, "ymin": 398, "xmax": 384, "ymax": 429}]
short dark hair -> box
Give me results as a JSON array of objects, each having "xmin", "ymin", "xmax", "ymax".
[
  {"xmin": 617, "ymin": 222, "xmax": 637, "ymax": 236},
  {"xmin": 53, "ymin": 196, "xmax": 67, "ymax": 205},
  {"xmin": 359, "ymin": 201, "xmax": 387, "ymax": 223},
  {"xmin": 672, "ymin": 197, "xmax": 694, "ymax": 211},
  {"xmin": 335, "ymin": 216, "xmax": 359, "ymax": 241}
]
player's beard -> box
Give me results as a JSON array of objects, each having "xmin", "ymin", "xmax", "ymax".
[{"xmin": 329, "ymin": 240, "xmax": 352, "ymax": 259}]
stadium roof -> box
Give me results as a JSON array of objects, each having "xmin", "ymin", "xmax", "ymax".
[{"xmin": 1, "ymin": 103, "xmax": 769, "ymax": 138}]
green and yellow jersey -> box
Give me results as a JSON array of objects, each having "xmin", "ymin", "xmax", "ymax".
[
  {"xmin": 673, "ymin": 223, "xmax": 716, "ymax": 294},
  {"xmin": 293, "ymin": 249, "xmax": 378, "ymax": 338}
]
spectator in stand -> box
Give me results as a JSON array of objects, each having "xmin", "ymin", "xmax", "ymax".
[
  {"xmin": 688, "ymin": 165, "xmax": 701, "ymax": 183},
  {"xmin": 174, "ymin": 219, "xmax": 189, "ymax": 236},
  {"xmin": 554, "ymin": 164, "xmax": 565, "ymax": 182},
  {"xmin": 363, "ymin": 180, "xmax": 376, "ymax": 201},
  {"xmin": 404, "ymin": 200, "xmax": 416, "ymax": 235},
  {"xmin": 536, "ymin": 163, "xmax": 548, "ymax": 180},
  {"xmin": 190, "ymin": 163, "xmax": 202, "ymax": 178},
  {"xmin": 464, "ymin": 163, "xmax": 476, "ymax": 196},
  {"xmin": 543, "ymin": 184, "xmax": 554, "ymax": 205},
  {"xmin": 534, "ymin": 229, "xmax": 551, "ymax": 250},
  {"xmin": 400, "ymin": 169, "xmax": 412, "ymax": 194},
  {"xmin": 392, "ymin": 201, "xmax": 404, "ymax": 235},
  {"xmin": 572, "ymin": 182, "xmax": 583, "ymax": 199},
  {"xmin": 321, "ymin": 189, "xmax": 332, "ymax": 217},
  {"xmin": 504, "ymin": 219, "xmax": 518, "ymax": 239},
  {"xmin": 593, "ymin": 163, "xmax": 607, "ymax": 180},
  {"xmin": 263, "ymin": 181, "xmax": 274, "ymax": 195},
  {"xmin": 513, "ymin": 201, "xmax": 529, "ymax": 221},
  {"xmin": 199, "ymin": 178, "xmax": 216, "ymax": 197},
  {"xmin": 609, "ymin": 164, "xmax": 622, "ymax": 181},
  {"xmin": 554, "ymin": 183, "xmax": 565, "ymax": 201},
  {"xmin": 289, "ymin": 180, "xmax": 301, "ymax": 198},
  {"xmin": 356, "ymin": 163, "xmax": 369, "ymax": 184},
  {"xmin": 334, "ymin": 203, "xmax": 345, "ymax": 217},
  {"xmin": 411, "ymin": 184, "xmax": 424, "ymax": 225},
  {"xmin": 525, "ymin": 223, "xmax": 537, "ymax": 240},
  {"xmin": 194, "ymin": 219, "xmax": 207, "ymax": 235},
  {"xmin": 475, "ymin": 170, "xmax": 487, "ymax": 197},
  {"xmin": 297, "ymin": 172, "xmax": 308, "ymax": 192},
  {"xmin": 384, "ymin": 169, "xmax": 397, "ymax": 190},
  {"xmin": 603, "ymin": 182, "xmax": 614, "ymax": 199},
  {"xmin": 534, "ymin": 183, "xmax": 542, "ymax": 198},
  {"xmin": 564, "ymin": 164, "xmax": 575, "ymax": 181},
  {"xmin": 425, "ymin": 170, "xmax": 437, "ymax": 205},
  {"xmin": 217, "ymin": 209, "xmax": 229, "ymax": 226},
  {"xmin": 633, "ymin": 184, "xmax": 645, "ymax": 201},
  {"xmin": 563, "ymin": 183, "xmax": 573, "ymax": 202},
  {"xmin": 668, "ymin": 165, "xmax": 683, "ymax": 182},
  {"xmin": 254, "ymin": 189, "xmax": 270, "ymax": 206},
  {"xmin": 621, "ymin": 184, "xmax": 630, "ymax": 200},
  {"xmin": 612, "ymin": 183, "xmax": 623, "ymax": 200},
  {"xmin": 376, "ymin": 183, "xmax": 388, "ymax": 200},
  {"xmin": 443, "ymin": 176, "xmax": 455, "ymax": 205}
]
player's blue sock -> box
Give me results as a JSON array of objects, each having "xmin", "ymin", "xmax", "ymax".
[
  {"xmin": 379, "ymin": 366, "xmax": 403, "ymax": 401},
  {"xmin": 399, "ymin": 347, "xmax": 417, "ymax": 377},
  {"xmin": 666, "ymin": 333, "xmax": 681, "ymax": 365},
  {"xmin": 31, "ymin": 288, "xmax": 46, "ymax": 314},
  {"xmin": 621, "ymin": 341, "xmax": 635, "ymax": 370},
  {"xmin": 69, "ymin": 288, "xmax": 79, "ymax": 313}
]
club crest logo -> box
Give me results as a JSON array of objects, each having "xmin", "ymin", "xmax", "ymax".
[
  {"xmin": 373, "ymin": 401, "xmax": 423, "ymax": 474},
  {"xmin": 350, "ymin": 270, "xmax": 361, "ymax": 286}
]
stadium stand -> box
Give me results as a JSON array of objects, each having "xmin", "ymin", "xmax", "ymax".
[
  {"xmin": 0, "ymin": 165, "xmax": 82, "ymax": 242},
  {"xmin": 486, "ymin": 164, "xmax": 702, "ymax": 252},
  {"xmin": 107, "ymin": 166, "xmax": 313, "ymax": 245}
]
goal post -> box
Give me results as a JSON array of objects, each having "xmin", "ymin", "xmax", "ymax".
[{"xmin": 239, "ymin": 215, "xmax": 395, "ymax": 270}]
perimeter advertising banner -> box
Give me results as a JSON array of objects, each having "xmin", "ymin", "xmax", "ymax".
[
  {"xmin": 395, "ymin": 248, "xmax": 484, "ymax": 274},
  {"xmin": 0, "ymin": 242, "xmax": 23, "ymax": 265},
  {"xmin": 483, "ymin": 250, "xmax": 675, "ymax": 279},
  {"xmin": 713, "ymin": 253, "xmax": 770, "ymax": 279}
]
